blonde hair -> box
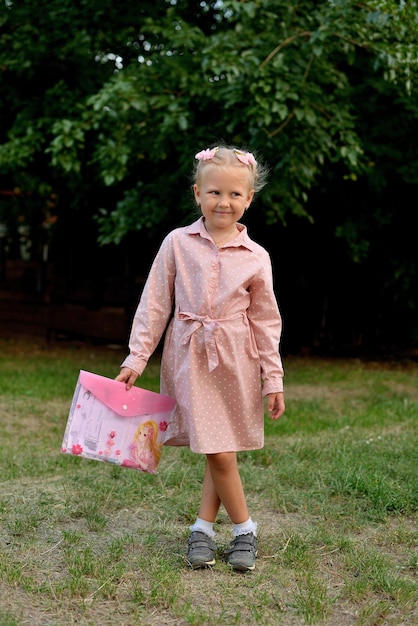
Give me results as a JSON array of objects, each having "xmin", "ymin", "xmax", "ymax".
[
  {"xmin": 193, "ymin": 144, "xmax": 268, "ymax": 193},
  {"xmin": 133, "ymin": 420, "xmax": 162, "ymax": 466}
]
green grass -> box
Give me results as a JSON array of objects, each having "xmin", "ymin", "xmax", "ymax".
[{"xmin": 0, "ymin": 337, "xmax": 417, "ymax": 625}]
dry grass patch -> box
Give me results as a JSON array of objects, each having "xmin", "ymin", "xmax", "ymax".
[{"xmin": 0, "ymin": 339, "xmax": 417, "ymax": 625}]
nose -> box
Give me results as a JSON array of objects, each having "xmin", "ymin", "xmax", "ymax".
[{"xmin": 218, "ymin": 194, "xmax": 230, "ymax": 208}]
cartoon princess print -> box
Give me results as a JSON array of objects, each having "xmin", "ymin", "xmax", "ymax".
[{"xmin": 122, "ymin": 420, "xmax": 162, "ymax": 473}]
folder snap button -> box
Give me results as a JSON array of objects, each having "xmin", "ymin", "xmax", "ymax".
[{"xmin": 123, "ymin": 404, "xmax": 128, "ymax": 410}]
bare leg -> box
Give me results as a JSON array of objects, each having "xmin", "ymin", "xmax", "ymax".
[
  {"xmin": 198, "ymin": 452, "xmax": 249, "ymax": 524},
  {"xmin": 197, "ymin": 461, "xmax": 221, "ymax": 522}
]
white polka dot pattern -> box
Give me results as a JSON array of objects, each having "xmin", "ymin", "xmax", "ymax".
[{"xmin": 121, "ymin": 217, "xmax": 284, "ymax": 454}]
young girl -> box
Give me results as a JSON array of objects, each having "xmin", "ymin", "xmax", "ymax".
[
  {"xmin": 116, "ymin": 145, "xmax": 285, "ymax": 571},
  {"xmin": 122, "ymin": 420, "xmax": 162, "ymax": 473}
]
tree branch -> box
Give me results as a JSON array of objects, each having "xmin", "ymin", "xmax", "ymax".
[
  {"xmin": 260, "ymin": 31, "xmax": 311, "ymax": 69},
  {"xmin": 267, "ymin": 109, "xmax": 295, "ymax": 138}
]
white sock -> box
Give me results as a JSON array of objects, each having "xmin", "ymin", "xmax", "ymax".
[
  {"xmin": 233, "ymin": 517, "xmax": 257, "ymax": 537},
  {"xmin": 189, "ymin": 517, "xmax": 216, "ymax": 538}
]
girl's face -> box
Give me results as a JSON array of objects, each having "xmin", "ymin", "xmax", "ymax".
[
  {"xmin": 193, "ymin": 166, "xmax": 254, "ymax": 234},
  {"xmin": 140, "ymin": 426, "xmax": 152, "ymax": 440}
]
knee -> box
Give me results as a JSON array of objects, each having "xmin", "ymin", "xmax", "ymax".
[{"xmin": 207, "ymin": 452, "xmax": 237, "ymax": 474}]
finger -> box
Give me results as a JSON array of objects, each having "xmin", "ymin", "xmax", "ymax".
[
  {"xmin": 115, "ymin": 372, "xmax": 129, "ymax": 383},
  {"xmin": 268, "ymin": 405, "xmax": 278, "ymax": 418},
  {"xmin": 125, "ymin": 374, "xmax": 134, "ymax": 390},
  {"xmin": 271, "ymin": 401, "xmax": 285, "ymax": 420}
]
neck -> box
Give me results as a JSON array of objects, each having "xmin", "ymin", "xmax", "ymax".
[{"xmin": 205, "ymin": 223, "xmax": 239, "ymax": 246}]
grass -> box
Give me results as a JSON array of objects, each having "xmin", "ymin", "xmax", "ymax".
[{"xmin": 0, "ymin": 335, "xmax": 417, "ymax": 625}]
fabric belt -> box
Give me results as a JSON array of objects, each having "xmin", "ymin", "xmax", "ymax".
[{"xmin": 177, "ymin": 309, "xmax": 244, "ymax": 372}]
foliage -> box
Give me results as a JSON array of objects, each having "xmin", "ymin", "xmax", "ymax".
[
  {"xmin": 0, "ymin": 0, "xmax": 417, "ymax": 242},
  {"xmin": 1, "ymin": 0, "xmax": 418, "ymax": 350}
]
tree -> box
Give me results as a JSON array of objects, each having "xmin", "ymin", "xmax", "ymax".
[
  {"xmin": 1, "ymin": 0, "xmax": 417, "ymax": 350},
  {"xmin": 1, "ymin": 0, "xmax": 417, "ymax": 234}
]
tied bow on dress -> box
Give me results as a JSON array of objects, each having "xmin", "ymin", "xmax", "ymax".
[{"xmin": 177, "ymin": 310, "xmax": 244, "ymax": 372}]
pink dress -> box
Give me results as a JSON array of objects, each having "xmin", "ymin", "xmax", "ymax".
[{"xmin": 121, "ymin": 217, "xmax": 284, "ymax": 454}]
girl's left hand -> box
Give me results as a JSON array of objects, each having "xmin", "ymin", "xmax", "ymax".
[{"xmin": 266, "ymin": 392, "xmax": 285, "ymax": 420}]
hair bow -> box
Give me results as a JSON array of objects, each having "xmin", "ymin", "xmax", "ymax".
[
  {"xmin": 195, "ymin": 147, "xmax": 219, "ymax": 161},
  {"xmin": 234, "ymin": 150, "xmax": 257, "ymax": 166}
]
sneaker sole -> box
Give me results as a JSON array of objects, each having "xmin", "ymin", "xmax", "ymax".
[
  {"xmin": 229, "ymin": 561, "xmax": 256, "ymax": 571},
  {"xmin": 227, "ymin": 549, "xmax": 258, "ymax": 572},
  {"xmin": 188, "ymin": 558, "xmax": 216, "ymax": 569}
]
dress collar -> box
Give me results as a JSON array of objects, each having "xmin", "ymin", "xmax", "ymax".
[{"xmin": 184, "ymin": 217, "xmax": 256, "ymax": 251}]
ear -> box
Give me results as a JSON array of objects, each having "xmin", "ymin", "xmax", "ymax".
[
  {"xmin": 193, "ymin": 183, "xmax": 201, "ymax": 205},
  {"xmin": 246, "ymin": 189, "xmax": 255, "ymax": 208}
]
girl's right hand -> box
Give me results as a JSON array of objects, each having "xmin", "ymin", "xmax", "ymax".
[{"xmin": 115, "ymin": 367, "xmax": 139, "ymax": 390}]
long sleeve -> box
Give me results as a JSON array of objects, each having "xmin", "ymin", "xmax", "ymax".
[
  {"xmin": 247, "ymin": 252, "xmax": 284, "ymax": 395},
  {"xmin": 121, "ymin": 234, "xmax": 176, "ymax": 375},
  {"xmin": 129, "ymin": 218, "xmax": 284, "ymax": 453}
]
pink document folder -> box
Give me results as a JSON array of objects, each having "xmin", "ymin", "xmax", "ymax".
[{"xmin": 61, "ymin": 370, "xmax": 176, "ymax": 474}]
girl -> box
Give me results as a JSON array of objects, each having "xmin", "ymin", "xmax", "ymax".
[
  {"xmin": 116, "ymin": 145, "xmax": 285, "ymax": 571},
  {"xmin": 122, "ymin": 420, "xmax": 162, "ymax": 473}
]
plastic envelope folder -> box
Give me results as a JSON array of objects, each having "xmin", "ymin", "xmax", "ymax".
[{"xmin": 61, "ymin": 370, "xmax": 176, "ymax": 474}]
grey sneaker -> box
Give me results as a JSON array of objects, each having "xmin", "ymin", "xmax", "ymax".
[
  {"xmin": 225, "ymin": 532, "xmax": 258, "ymax": 571},
  {"xmin": 187, "ymin": 531, "xmax": 216, "ymax": 569}
]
